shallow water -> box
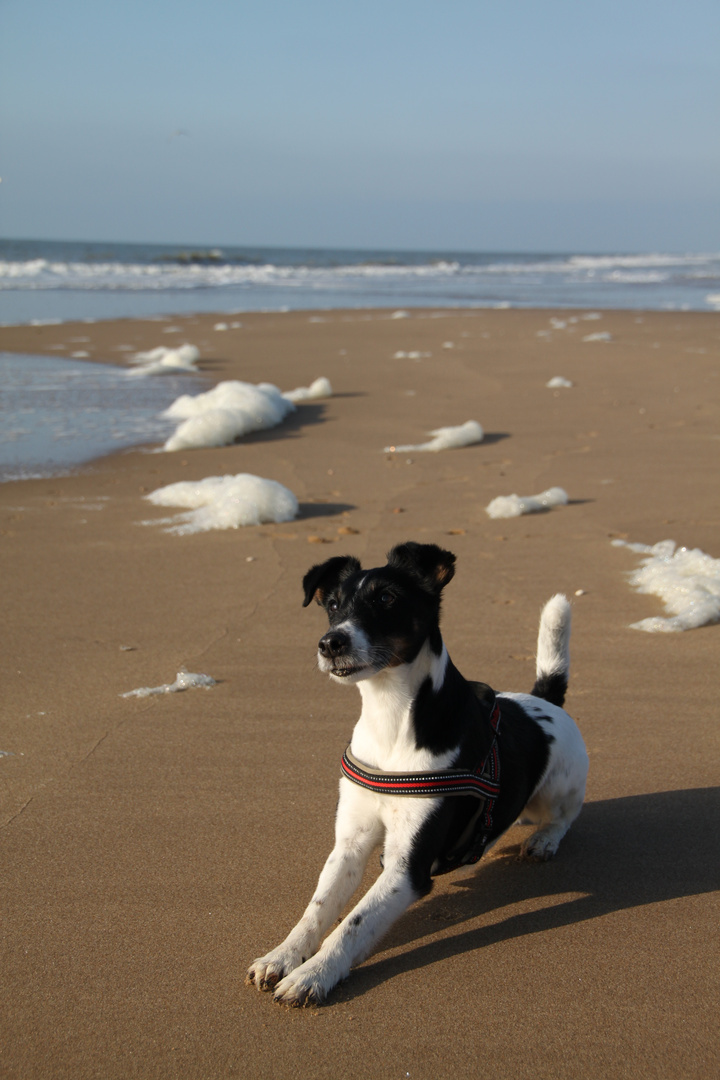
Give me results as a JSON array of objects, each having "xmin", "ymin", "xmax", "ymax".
[{"xmin": 0, "ymin": 352, "xmax": 203, "ymax": 481}]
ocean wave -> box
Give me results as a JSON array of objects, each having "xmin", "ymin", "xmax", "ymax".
[
  {"xmin": 0, "ymin": 258, "xmax": 280, "ymax": 290},
  {"xmin": 2, "ymin": 245, "xmax": 719, "ymax": 318},
  {"xmin": 566, "ymin": 253, "xmax": 715, "ymax": 270},
  {"xmin": 0, "ymin": 258, "xmax": 467, "ymax": 291},
  {"xmin": 479, "ymin": 252, "xmax": 720, "ymax": 276},
  {"xmin": 603, "ymin": 271, "xmax": 670, "ymax": 284},
  {"xmin": 3, "ymin": 253, "xmax": 718, "ymax": 293}
]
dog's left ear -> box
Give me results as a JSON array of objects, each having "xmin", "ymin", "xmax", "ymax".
[
  {"xmin": 386, "ymin": 542, "xmax": 456, "ymax": 595},
  {"xmin": 302, "ymin": 555, "xmax": 361, "ymax": 608}
]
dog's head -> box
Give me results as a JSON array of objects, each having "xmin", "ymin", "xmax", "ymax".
[{"xmin": 302, "ymin": 542, "xmax": 456, "ymax": 683}]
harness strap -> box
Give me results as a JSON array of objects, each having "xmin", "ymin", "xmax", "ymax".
[
  {"xmin": 340, "ymin": 700, "xmax": 501, "ymax": 802},
  {"xmin": 341, "ymin": 697, "xmax": 502, "ymax": 873}
]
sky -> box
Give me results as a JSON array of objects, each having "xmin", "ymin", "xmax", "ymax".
[{"xmin": 1, "ymin": 0, "xmax": 719, "ymax": 253}]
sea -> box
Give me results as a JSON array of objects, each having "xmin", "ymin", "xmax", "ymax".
[
  {"xmin": 2, "ymin": 238, "xmax": 720, "ymax": 324},
  {"xmin": 2, "ymin": 238, "xmax": 719, "ymax": 482}
]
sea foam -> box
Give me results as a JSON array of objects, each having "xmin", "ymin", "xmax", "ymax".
[
  {"xmin": 128, "ymin": 344, "xmax": 201, "ymax": 376},
  {"xmin": 122, "ymin": 669, "xmax": 216, "ymax": 698},
  {"xmin": 486, "ymin": 487, "xmax": 568, "ymax": 519},
  {"xmin": 612, "ymin": 538, "xmax": 720, "ymax": 631},
  {"xmin": 582, "ymin": 332, "xmax": 613, "ymax": 343},
  {"xmin": 143, "ymin": 473, "xmax": 299, "ymax": 534},
  {"xmin": 384, "ymin": 420, "xmax": 483, "ymax": 453},
  {"xmin": 161, "ymin": 377, "xmax": 331, "ymax": 451},
  {"xmin": 283, "ymin": 376, "xmax": 333, "ymax": 402},
  {"xmin": 161, "ymin": 381, "xmax": 293, "ymax": 452}
]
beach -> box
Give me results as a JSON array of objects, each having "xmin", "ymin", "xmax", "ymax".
[{"xmin": 1, "ymin": 306, "xmax": 718, "ymax": 1078}]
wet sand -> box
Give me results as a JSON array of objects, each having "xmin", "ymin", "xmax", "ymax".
[{"xmin": 1, "ymin": 308, "xmax": 719, "ymax": 1078}]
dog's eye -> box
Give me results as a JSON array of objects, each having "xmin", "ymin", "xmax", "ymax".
[
  {"xmin": 327, "ymin": 598, "xmax": 339, "ymax": 613},
  {"xmin": 378, "ymin": 591, "xmax": 395, "ymax": 607}
]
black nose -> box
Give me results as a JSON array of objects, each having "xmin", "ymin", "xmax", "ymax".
[{"xmin": 318, "ymin": 630, "xmax": 350, "ymax": 658}]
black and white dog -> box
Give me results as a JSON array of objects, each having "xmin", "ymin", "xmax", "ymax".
[{"xmin": 248, "ymin": 542, "xmax": 589, "ymax": 1006}]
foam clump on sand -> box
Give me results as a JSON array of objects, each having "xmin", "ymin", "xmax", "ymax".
[
  {"xmin": 143, "ymin": 473, "xmax": 298, "ymax": 534},
  {"xmin": 122, "ymin": 669, "xmax": 216, "ymax": 699},
  {"xmin": 612, "ymin": 538, "xmax": 720, "ymax": 631},
  {"xmin": 162, "ymin": 380, "xmax": 294, "ymax": 451},
  {"xmin": 283, "ymin": 376, "xmax": 333, "ymax": 402},
  {"xmin": 546, "ymin": 376, "xmax": 573, "ymax": 388},
  {"xmin": 384, "ymin": 420, "xmax": 483, "ymax": 454},
  {"xmin": 486, "ymin": 486, "xmax": 568, "ymax": 519},
  {"xmin": 582, "ymin": 332, "xmax": 613, "ymax": 343},
  {"xmin": 161, "ymin": 377, "xmax": 331, "ymax": 451},
  {"xmin": 128, "ymin": 344, "xmax": 201, "ymax": 376}
]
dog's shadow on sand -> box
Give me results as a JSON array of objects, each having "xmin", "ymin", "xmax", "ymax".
[{"xmin": 336, "ymin": 787, "xmax": 720, "ymax": 1002}]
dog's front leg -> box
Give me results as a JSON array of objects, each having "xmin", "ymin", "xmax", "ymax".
[
  {"xmin": 247, "ymin": 786, "xmax": 382, "ymax": 992},
  {"xmin": 271, "ymin": 851, "xmax": 418, "ymax": 1007},
  {"xmin": 271, "ymin": 819, "xmax": 427, "ymax": 1007}
]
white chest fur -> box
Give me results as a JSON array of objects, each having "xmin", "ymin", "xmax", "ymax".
[{"xmin": 349, "ymin": 641, "xmax": 456, "ymax": 774}]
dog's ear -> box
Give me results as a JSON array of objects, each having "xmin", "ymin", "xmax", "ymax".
[
  {"xmin": 386, "ymin": 542, "xmax": 456, "ymax": 595},
  {"xmin": 302, "ymin": 555, "xmax": 361, "ymax": 608}
]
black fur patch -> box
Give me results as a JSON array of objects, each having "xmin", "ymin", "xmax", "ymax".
[
  {"xmin": 411, "ymin": 660, "xmax": 483, "ymax": 756},
  {"xmin": 407, "ymin": 693, "xmax": 555, "ymax": 890},
  {"xmin": 386, "ymin": 542, "xmax": 456, "ymax": 595},
  {"xmin": 531, "ymin": 671, "xmax": 568, "ymax": 708},
  {"xmin": 302, "ymin": 555, "xmax": 361, "ymax": 608}
]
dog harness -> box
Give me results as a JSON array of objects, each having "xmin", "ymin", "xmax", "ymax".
[{"xmin": 341, "ymin": 692, "xmax": 501, "ymax": 872}]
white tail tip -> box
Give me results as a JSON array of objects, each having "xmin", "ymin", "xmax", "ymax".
[{"xmin": 536, "ymin": 594, "xmax": 571, "ymax": 679}]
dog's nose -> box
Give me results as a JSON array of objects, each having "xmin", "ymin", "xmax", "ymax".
[{"xmin": 318, "ymin": 630, "xmax": 350, "ymax": 658}]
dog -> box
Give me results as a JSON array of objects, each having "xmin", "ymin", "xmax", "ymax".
[{"xmin": 247, "ymin": 542, "xmax": 589, "ymax": 1006}]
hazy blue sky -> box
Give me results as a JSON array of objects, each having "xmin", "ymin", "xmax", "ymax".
[{"xmin": 2, "ymin": 0, "xmax": 718, "ymax": 252}]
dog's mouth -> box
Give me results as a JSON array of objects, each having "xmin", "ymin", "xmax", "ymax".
[{"xmin": 330, "ymin": 664, "xmax": 368, "ymax": 679}]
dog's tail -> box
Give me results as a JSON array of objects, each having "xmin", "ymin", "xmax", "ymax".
[{"xmin": 531, "ymin": 594, "xmax": 571, "ymax": 708}]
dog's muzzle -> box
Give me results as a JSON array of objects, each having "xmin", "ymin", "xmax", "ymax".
[
  {"xmin": 318, "ymin": 630, "xmax": 351, "ymax": 659},
  {"xmin": 317, "ymin": 629, "xmax": 368, "ymax": 678}
]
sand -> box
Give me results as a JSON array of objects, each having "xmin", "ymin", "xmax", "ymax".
[{"xmin": 1, "ymin": 307, "xmax": 719, "ymax": 1079}]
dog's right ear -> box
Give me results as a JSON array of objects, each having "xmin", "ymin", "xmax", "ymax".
[
  {"xmin": 386, "ymin": 542, "xmax": 456, "ymax": 595},
  {"xmin": 302, "ymin": 555, "xmax": 361, "ymax": 608}
]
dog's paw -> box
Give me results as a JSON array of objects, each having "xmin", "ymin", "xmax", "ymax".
[
  {"xmin": 521, "ymin": 831, "xmax": 559, "ymax": 862},
  {"xmin": 272, "ymin": 964, "xmax": 329, "ymax": 1008},
  {"xmin": 246, "ymin": 946, "xmax": 306, "ymax": 992}
]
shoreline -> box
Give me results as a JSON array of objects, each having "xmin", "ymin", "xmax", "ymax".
[
  {"xmin": 1, "ymin": 306, "xmax": 718, "ymax": 1078},
  {"xmin": 3, "ymin": 302, "xmax": 719, "ymax": 363},
  {"xmin": 2, "ymin": 305, "xmax": 719, "ymax": 482},
  {"xmin": 2, "ymin": 305, "xmax": 718, "ymax": 482}
]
